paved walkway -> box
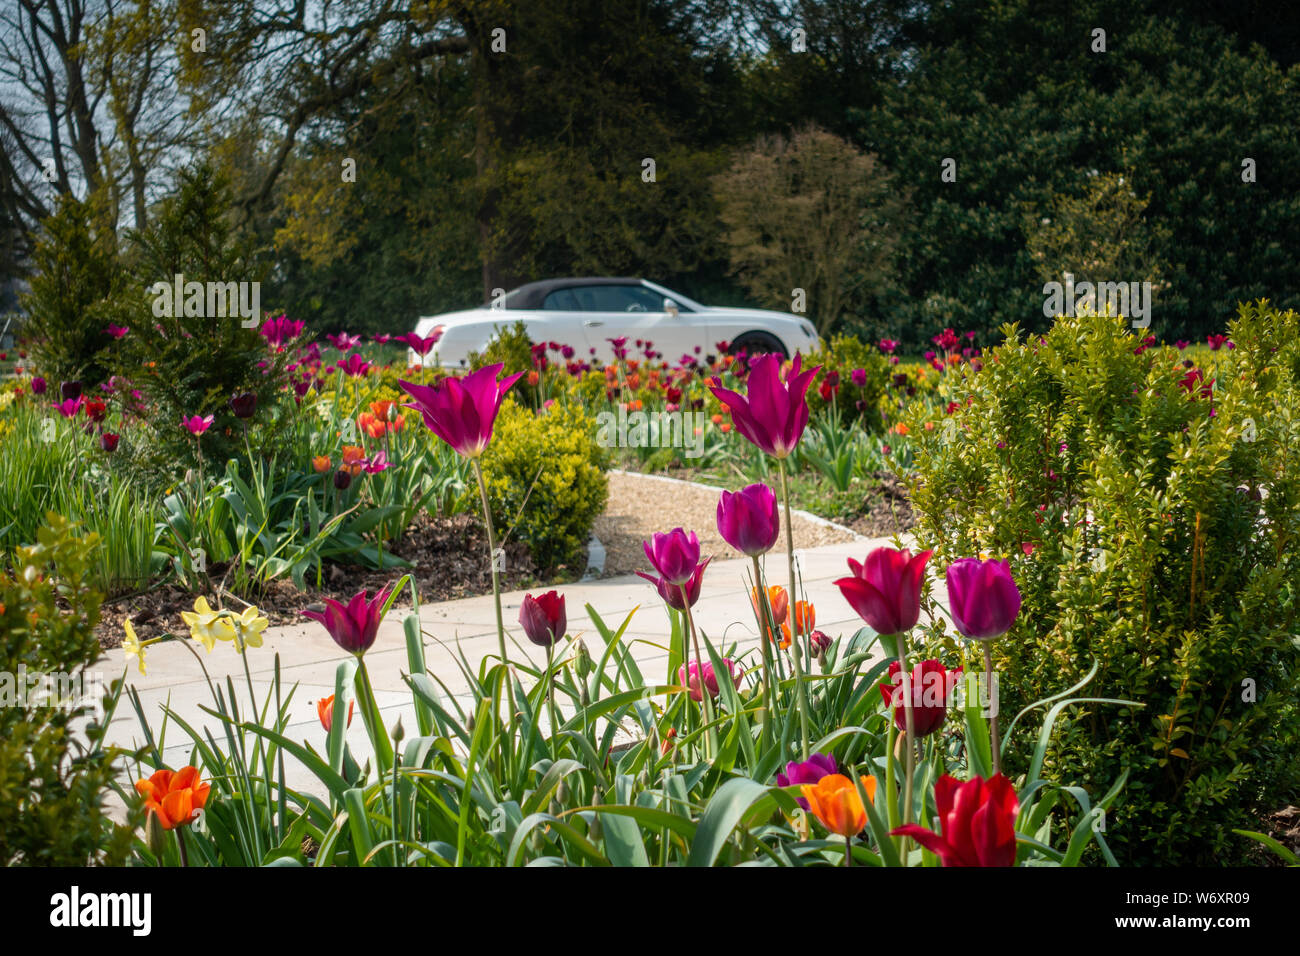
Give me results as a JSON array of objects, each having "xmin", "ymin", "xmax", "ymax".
[{"xmin": 100, "ymin": 535, "xmax": 905, "ymax": 796}]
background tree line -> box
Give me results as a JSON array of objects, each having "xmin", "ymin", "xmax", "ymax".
[{"xmin": 3, "ymin": 0, "xmax": 1299, "ymax": 347}]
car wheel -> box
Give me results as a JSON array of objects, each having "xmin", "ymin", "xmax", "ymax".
[{"xmin": 729, "ymin": 331, "xmax": 788, "ymax": 360}]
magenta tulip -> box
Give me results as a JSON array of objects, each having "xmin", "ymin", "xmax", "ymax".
[
  {"xmin": 182, "ymin": 414, "xmax": 213, "ymax": 436},
  {"xmin": 835, "ymin": 546, "xmax": 932, "ymax": 635},
  {"xmin": 944, "ymin": 558, "xmax": 1022, "ymax": 640},
  {"xmin": 708, "ymin": 352, "xmax": 820, "ymax": 458},
  {"xmin": 260, "ymin": 315, "xmax": 304, "ymax": 349},
  {"xmin": 402, "ymin": 331, "xmax": 443, "ymax": 356},
  {"xmin": 337, "ymin": 353, "xmax": 371, "ymax": 377},
  {"xmin": 637, "ymin": 557, "xmax": 710, "ymax": 610},
  {"xmin": 716, "ymin": 483, "xmax": 779, "ymax": 556},
  {"xmin": 642, "ymin": 528, "xmax": 701, "ymax": 586},
  {"xmin": 55, "ymin": 397, "xmax": 84, "ymax": 418},
  {"xmin": 327, "ymin": 332, "xmax": 361, "ymax": 352},
  {"xmin": 399, "ymin": 363, "xmax": 523, "ymax": 458},
  {"xmin": 31, "ymin": 376, "xmax": 47, "ymax": 395},
  {"xmin": 302, "ymin": 584, "xmax": 394, "ymax": 655},
  {"xmin": 519, "ymin": 591, "xmax": 567, "ymax": 646}
]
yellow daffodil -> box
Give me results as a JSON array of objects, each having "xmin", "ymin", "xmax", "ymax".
[
  {"xmin": 122, "ymin": 620, "xmax": 147, "ymax": 675},
  {"xmin": 230, "ymin": 606, "xmax": 268, "ymax": 652},
  {"xmin": 180, "ymin": 596, "xmax": 235, "ymax": 652}
]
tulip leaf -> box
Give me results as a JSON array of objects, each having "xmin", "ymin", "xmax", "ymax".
[{"xmin": 687, "ymin": 777, "xmax": 773, "ymax": 867}]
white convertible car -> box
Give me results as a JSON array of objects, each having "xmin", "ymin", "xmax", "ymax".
[{"xmin": 408, "ymin": 277, "xmax": 820, "ymax": 368}]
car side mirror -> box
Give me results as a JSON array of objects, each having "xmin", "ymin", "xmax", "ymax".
[{"xmin": 663, "ymin": 298, "xmax": 679, "ymax": 317}]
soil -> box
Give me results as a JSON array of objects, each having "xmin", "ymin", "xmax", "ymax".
[
  {"xmin": 95, "ymin": 511, "xmax": 543, "ymax": 649},
  {"xmin": 840, "ymin": 471, "xmax": 916, "ymax": 539}
]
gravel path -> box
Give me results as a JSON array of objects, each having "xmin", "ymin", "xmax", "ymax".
[{"xmin": 593, "ymin": 470, "xmax": 862, "ymax": 576}]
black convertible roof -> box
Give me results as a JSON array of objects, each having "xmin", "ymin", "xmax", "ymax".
[{"xmin": 505, "ymin": 277, "xmax": 643, "ymax": 310}]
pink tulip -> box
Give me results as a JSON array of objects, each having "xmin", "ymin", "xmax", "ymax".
[
  {"xmin": 678, "ymin": 658, "xmax": 741, "ymax": 702},
  {"xmin": 709, "ymin": 353, "xmax": 820, "ymax": 459},
  {"xmin": 401, "ymin": 331, "xmax": 443, "ymax": 356},
  {"xmin": 642, "ymin": 528, "xmax": 701, "ymax": 586},
  {"xmin": 337, "ymin": 353, "xmax": 371, "ymax": 377},
  {"xmin": 398, "ymin": 363, "xmax": 524, "ymax": 458},
  {"xmin": 327, "ymin": 332, "xmax": 362, "ymax": 352},
  {"xmin": 835, "ymin": 546, "xmax": 932, "ymax": 635}
]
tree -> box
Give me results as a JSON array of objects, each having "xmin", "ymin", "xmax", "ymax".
[{"xmin": 713, "ymin": 126, "xmax": 907, "ymax": 334}]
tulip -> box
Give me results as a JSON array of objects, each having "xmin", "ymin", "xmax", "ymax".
[
  {"xmin": 777, "ymin": 752, "xmax": 838, "ymax": 810},
  {"xmin": 312, "ymin": 455, "xmax": 331, "ymax": 473},
  {"xmin": 317, "ymin": 694, "xmax": 355, "ymax": 732},
  {"xmin": 259, "ymin": 315, "xmax": 305, "ymax": 349},
  {"xmin": 402, "ymin": 331, "xmax": 443, "ymax": 356},
  {"xmin": 100, "ymin": 433, "xmax": 119, "ymax": 452},
  {"xmin": 399, "ymin": 362, "xmax": 523, "ymax": 458},
  {"xmin": 85, "ymin": 398, "xmax": 107, "ymax": 422},
  {"xmin": 60, "ymin": 380, "xmax": 82, "ymax": 401},
  {"xmin": 944, "ymin": 558, "xmax": 1022, "ymax": 640},
  {"xmin": 301, "ymin": 583, "xmax": 394, "ymax": 655},
  {"xmin": 327, "ymin": 331, "xmax": 361, "ymax": 352},
  {"xmin": 182, "ymin": 414, "xmax": 213, "ymax": 436},
  {"xmin": 801, "ymin": 773, "xmax": 878, "ymax": 840},
  {"xmin": 708, "ymin": 353, "xmax": 820, "ymax": 459},
  {"xmin": 135, "ymin": 766, "xmax": 210, "ymax": 831},
  {"xmin": 716, "ymin": 483, "xmax": 780, "ymax": 556},
  {"xmin": 361, "ymin": 450, "xmax": 391, "ymax": 474},
  {"xmin": 519, "ymin": 590, "xmax": 567, "ymax": 646},
  {"xmin": 677, "ymin": 658, "xmax": 741, "ymax": 702},
  {"xmin": 642, "ymin": 528, "xmax": 701, "ymax": 586},
  {"xmin": 880, "ymin": 659, "xmax": 962, "ymax": 737},
  {"xmin": 850, "ymin": 368, "xmax": 867, "ymax": 387},
  {"xmin": 835, "ymin": 547, "xmax": 931, "ymax": 636},
  {"xmin": 105, "ymin": 324, "xmax": 129, "ymax": 339},
  {"xmin": 31, "ymin": 376, "xmax": 46, "ymax": 395},
  {"xmin": 637, "ymin": 557, "xmax": 709, "ymax": 610},
  {"xmin": 892, "ymin": 773, "xmax": 1019, "ymax": 867},
  {"xmin": 338, "ymin": 353, "xmax": 371, "ymax": 376},
  {"xmin": 333, "ymin": 468, "xmax": 352, "ymax": 490},
  {"xmin": 55, "ymin": 397, "xmax": 83, "ymax": 418},
  {"xmin": 229, "ymin": 391, "xmax": 257, "ymax": 419},
  {"xmin": 781, "ymin": 600, "xmax": 814, "ymax": 648}
]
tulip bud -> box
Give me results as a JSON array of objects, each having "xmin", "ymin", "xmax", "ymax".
[
  {"xmin": 557, "ymin": 779, "xmax": 570, "ymax": 804},
  {"xmin": 391, "ymin": 715, "xmax": 405, "ymax": 745},
  {"xmin": 145, "ymin": 809, "xmax": 167, "ymax": 859},
  {"xmin": 574, "ymin": 638, "xmax": 593, "ymax": 678}
]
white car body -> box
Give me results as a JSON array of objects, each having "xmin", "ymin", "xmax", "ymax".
[{"xmin": 408, "ymin": 278, "xmax": 820, "ymax": 368}]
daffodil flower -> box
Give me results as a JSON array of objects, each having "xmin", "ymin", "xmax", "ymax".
[
  {"xmin": 122, "ymin": 620, "xmax": 148, "ymax": 675},
  {"xmin": 230, "ymin": 606, "xmax": 268, "ymax": 652},
  {"xmin": 180, "ymin": 596, "xmax": 235, "ymax": 652}
]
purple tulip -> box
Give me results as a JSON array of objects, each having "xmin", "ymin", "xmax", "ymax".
[
  {"xmin": 60, "ymin": 380, "xmax": 82, "ymax": 401},
  {"xmin": 944, "ymin": 558, "xmax": 1022, "ymax": 640},
  {"xmin": 709, "ymin": 353, "xmax": 820, "ymax": 459},
  {"xmin": 259, "ymin": 315, "xmax": 305, "ymax": 349},
  {"xmin": 835, "ymin": 547, "xmax": 932, "ymax": 635},
  {"xmin": 302, "ymin": 584, "xmax": 395, "ymax": 655},
  {"xmin": 105, "ymin": 324, "xmax": 129, "ymax": 339},
  {"xmin": 401, "ymin": 331, "xmax": 443, "ymax": 357},
  {"xmin": 643, "ymin": 528, "xmax": 701, "ymax": 586},
  {"xmin": 777, "ymin": 753, "xmax": 839, "ymax": 810},
  {"xmin": 519, "ymin": 590, "xmax": 567, "ymax": 646},
  {"xmin": 361, "ymin": 450, "xmax": 391, "ymax": 474},
  {"xmin": 337, "ymin": 353, "xmax": 371, "ymax": 377},
  {"xmin": 55, "ymin": 397, "xmax": 84, "ymax": 418},
  {"xmin": 333, "ymin": 468, "xmax": 352, "ymax": 490},
  {"xmin": 716, "ymin": 483, "xmax": 779, "ymax": 557},
  {"xmin": 850, "ymin": 368, "xmax": 867, "ymax": 387},
  {"xmin": 31, "ymin": 376, "xmax": 47, "ymax": 395},
  {"xmin": 229, "ymin": 391, "xmax": 257, "ymax": 419},
  {"xmin": 637, "ymin": 558, "xmax": 710, "ymax": 610},
  {"xmin": 399, "ymin": 363, "xmax": 524, "ymax": 458}
]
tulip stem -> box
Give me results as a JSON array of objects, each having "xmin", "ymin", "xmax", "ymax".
[
  {"xmin": 176, "ymin": 828, "xmax": 189, "ymax": 867},
  {"xmin": 680, "ymin": 595, "xmax": 715, "ymax": 759},
  {"xmin": 472, "ymin": 459, "xmax": 509, "ymax": 670},
  {"xmin": 546, "ymin": 642, "xmax": 559, "ymax": 761},
  {"xmin": 898, "ymin": 632, "xmax": 916, "ymax": 861},
  {"xmin": 884, "ymin": 717, "xmax": 898, "ymax": 831},
  {"xmin": 985, "ymin": 641, "xmax": 1000, "ymax": 776},
  {"xmin": 844, "ymin": 833, "xmax": 852, "ymax": 868},
  {"xmin": 751, "ymin": 555, "xmax": 776, "ymax": 745},
  {"xmin": 778, "ymin": 458, "xmax": 812, "ymax": 762}
]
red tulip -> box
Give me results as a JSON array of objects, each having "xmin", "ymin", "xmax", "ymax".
[
  {"xmin": 879, "ymin": 659, "xmax": 962, "ymax": 736},
  {"xmin": 519, "ymin": 590, "xmax": 567, "ymax": 646},
  {"xmin": 301, "ymin": 584, "xmax": 395, "ymax": 655},
  {"xmin": 708, "ymin": 353, "xmax": 820, "ymax": 458},
  {"xmin": 100, "ymin": 433, "xmax": 120, "ymax": 452},
  {"xmin": 944, "ymin": 558, "xmax": 1022, "ymax": 640},
  {"xmin": 893, "ymin": 773, "xmax": 1020, "ymax": 867},
  {"xmin": 399, "ymin": 363, "xmax": 523, "ymax": 458},
  {"xmin": 835, "ymin": 547, "xmax": 932, "ymax": 635}
]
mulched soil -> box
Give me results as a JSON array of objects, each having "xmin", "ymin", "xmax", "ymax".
[
  {"xmin": 841, "ymin": 471, "xmax": 916, "ymax": 539},
  {"xmin": 1250, "ymin": 805, "xmax": 1300, "ymax": 865},
  {"xmin": 95, "ymin": 512, "xmax": 548, "ymax": 649}
]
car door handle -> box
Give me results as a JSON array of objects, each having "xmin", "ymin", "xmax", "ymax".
[{"xmin": 583, "ymin": 319, "xmax": 604, "ymax": 327}]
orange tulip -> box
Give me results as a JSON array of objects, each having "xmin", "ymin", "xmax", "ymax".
[
  {"xmin": 370, "ymin": 400, "xmax": 398, "ymax": 421},
  {"xmin": 317, "ymin": 694, "xmax": 355, "ymax": 732},
  {"xmin": 135, "ymin": 766, "xmax": 210, "ymax": 830},
  {"xmin": 781, "ymin": 600, "xmax": 815, "ymax": 646},
  {"xmin": 358, "ymin": 412, "xmax": 386, "ymax": 439},
  {"xmin": 752, "ymin": 585, "xmax": 791, "ymax": 647},
  {"xmin": 342, "ymin": 444, "xmax": 365, "ymax": 464},
  {"xmin": 801, "ymin": 773, "xmax": 876, "ymax": 838},
  {"xmin": 312, "ymin": 455, "xmax": 332, "ymax": 473}
]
